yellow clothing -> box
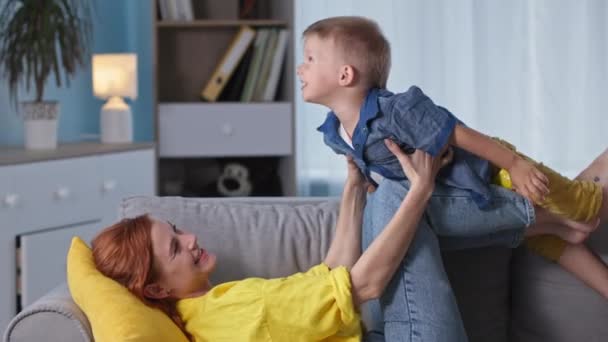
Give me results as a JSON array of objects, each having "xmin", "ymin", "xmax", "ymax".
[
  {"xmin": 177, "ymin": 264, "xmax": 362, "ymax": 342},
  {"xmin": 492, "ymin": 138, "xmax": 603, "ymax": 261}
]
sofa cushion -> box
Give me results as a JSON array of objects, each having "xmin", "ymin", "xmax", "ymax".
[
  {"xmin": 443, "ymin": 247, "xmax": 512, "ymax": 342},
  {"xmin": 66, "ymin": 237, "xmax": 189, "ymax": 342},
  {"xmin": 510, "ymin": 224, "xmax": 608, "ymax": 342}
]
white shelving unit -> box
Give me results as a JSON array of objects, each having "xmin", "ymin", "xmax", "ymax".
[{"xmin": 153, "ymin": 0, "xmax": 296, "ymax": 197}]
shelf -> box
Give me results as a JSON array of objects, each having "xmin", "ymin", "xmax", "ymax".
[{"xmin": 157, "ymin": 19, "xmax": 289, "ymax": 28}]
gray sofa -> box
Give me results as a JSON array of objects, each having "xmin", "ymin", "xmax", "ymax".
[{"xmin": 4, "ymin": 196, "xmax": 608, "ymax": 341}]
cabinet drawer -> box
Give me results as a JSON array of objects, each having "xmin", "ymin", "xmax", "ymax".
[
  {"xmin": 159, "ymin": 103, "xmax": 292, "ymax": 157},
  {"xmin": 0, "ymin": 166, "xmax": 18, "ymax": 229},
  {"xmin": 12, "ymin": 157, "xmax": 101, "ymax": 233},
  {"xmin": 99, "ymin": 149, "xmax": 155, "ymax": 225}
]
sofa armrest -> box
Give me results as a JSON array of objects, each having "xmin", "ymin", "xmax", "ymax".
[{"xmin": 3, "ymin": 284, "xmax": 92, "ymax": 342}]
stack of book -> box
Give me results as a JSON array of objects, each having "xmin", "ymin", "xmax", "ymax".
[
  {"xmin": 158, "ymin": 0, "xmax": 194, "ymax": 21},
  {"xmin": 201, "ymin": 26, "xmax": 290, "ymax": 102}
]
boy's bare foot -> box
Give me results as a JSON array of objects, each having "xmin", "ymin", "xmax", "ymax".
[
  {"xmin": 563, "ymin": 230, "xmax": 591, "ymax": 244},
  {"xmin": 534, "ymin": 207, "xmax": 600, "ymax": 232},
  {"xmin": 559, "ymin": 217, "xmax": 600, "ymax": 233},
  {"xmin": 525, "ymin": 223, "xmax": 590, "ymax": 244}
]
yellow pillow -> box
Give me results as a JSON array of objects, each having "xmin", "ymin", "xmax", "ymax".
[{"xmin": 67, "ymin": 237, "xmax": 189, "ymax": 342}]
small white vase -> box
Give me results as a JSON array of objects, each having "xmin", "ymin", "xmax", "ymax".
[{"xmin": 21, "ymin": 101, "xmax": 59, "ymax": 150}]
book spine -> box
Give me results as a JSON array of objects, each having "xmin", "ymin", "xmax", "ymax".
[
  {"xmin": 201, "ymin": 26, "xmax": 256, "ymax": 102},
  {"xmin": 262, "ymin": 29, "xmax": 289, "ymax": 101},
  {"xmin": 251, "ymin": 29, "xmax": 279, "ymax": 101},
  {"xmin": 240, "ymin": 29, "xmax": 270, "ymax": 102}
]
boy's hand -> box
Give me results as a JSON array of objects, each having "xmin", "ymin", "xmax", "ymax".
[
  {"xmin": 508, "ymin": 157, "xmax": 549, "ymax": 202},
  {"xmin": 345, "ymin": 156, "xmax": 375, "ymax": 192}
]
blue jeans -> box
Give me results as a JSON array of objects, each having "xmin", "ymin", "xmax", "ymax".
[{"xmin": 362, "ymin": 179, "xmax": 534, "ymax": 342}]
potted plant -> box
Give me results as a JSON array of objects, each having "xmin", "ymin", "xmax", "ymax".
[{"xmin": 0, "ymin": 0, "xmax": 93, "ymax": 149}]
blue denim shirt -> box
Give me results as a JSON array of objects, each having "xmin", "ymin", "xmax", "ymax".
[{"xmin": 317, "ymin": 86, "xmax": 494, "ymax": 209}]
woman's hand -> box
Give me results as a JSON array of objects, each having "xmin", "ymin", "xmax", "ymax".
[
  {"xmin": 384, "ymin": 139, "xmax": 453, "ymax": 191},
  {"xmin": 345, "ymin": 156, "xmax": 376, "ymax": 192}
]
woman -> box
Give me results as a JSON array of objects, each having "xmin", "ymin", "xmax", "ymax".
[{"xmin": 92, "ymin": 139, "xmax": 452, "ymax": 341}]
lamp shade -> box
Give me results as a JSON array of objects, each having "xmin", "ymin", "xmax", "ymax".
[{"xmin": 92, "ymin": 53, "xmax": 138, "ymax": 100}]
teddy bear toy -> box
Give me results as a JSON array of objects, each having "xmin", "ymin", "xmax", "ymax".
[{"xmin": 217, "ymin": 162, "xmax": 253, "ymax": 197}]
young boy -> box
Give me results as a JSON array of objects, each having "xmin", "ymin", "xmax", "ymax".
[{"xmin": 297, "ymin": 16, "xmax": 608, "ymax": 299}]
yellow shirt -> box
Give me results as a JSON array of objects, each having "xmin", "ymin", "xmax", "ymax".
[{"xmin": 177, "ymin": 263, "xmax": 362, "ymax": 342}]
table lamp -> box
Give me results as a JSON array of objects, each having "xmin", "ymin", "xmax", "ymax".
[{"xmin": 92, "ymin": 53, "xmax": 137, "ymax": 143}]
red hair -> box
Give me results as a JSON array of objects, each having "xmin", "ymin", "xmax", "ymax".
[{"xmin": 91, "ymin": 215, "xmax": 191, "ymax": 340}]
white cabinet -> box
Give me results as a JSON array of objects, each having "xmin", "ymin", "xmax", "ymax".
[
  {"xmin": 0, "ymin": 166, "xmax": 18, "ymax": 231},
  {"xmin": 11, "ymin": 156, "xmax": 101, "ymax": 232},
  {"xmin": 98, "ymin": 149, "xmax": 156, "ymax": 226},
  {"xmin": 0, "ymin": 143, "xmax": 155, "ymax": 331},
  {"xmin": 19, "ymin": 221, "xmax": 100, "ymax": 307}
]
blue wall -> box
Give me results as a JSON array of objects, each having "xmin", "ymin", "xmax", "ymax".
[{"xmin": 0, "ymin": 0, "xmax": 154, "ymax": 145}]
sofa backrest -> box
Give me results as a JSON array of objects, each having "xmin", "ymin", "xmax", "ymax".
[{"xmin": 120, "ymin": 196, "xmax": 341, "ymax": 283}]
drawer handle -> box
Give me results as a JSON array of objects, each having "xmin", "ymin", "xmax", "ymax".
[
  {"xmin": 221, "ymin": 123, "xmax": 234, "ymax": 136},
  {"xmin": 54, "ymin": 187, "xmax": 71, "ymax": 200},
  {"xmin": 3, "ymin": 194, "xmax": 19, "ymax": 208},
  {"xmin": 103, "ymin": 180, "xmax": 117, "ymax": 192}
]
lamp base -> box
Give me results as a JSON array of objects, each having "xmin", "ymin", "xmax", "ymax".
[{"xmin": 100, "ymin": 97, "xmax": 133, "ymax": 144}]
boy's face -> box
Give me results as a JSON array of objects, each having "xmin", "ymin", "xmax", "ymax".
[{"xmin": 297, "ymin": 34, "xmax": 343, "ymax": 106}]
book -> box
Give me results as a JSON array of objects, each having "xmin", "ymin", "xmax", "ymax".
[
  {"xmin": 240, "ymin": 29, "xmax": 270, "ymax": 102},
  {"xmin": 176, "ymin": 0, "xmax": 194, "ymax": 21},
  {"xmin": 251, "ymin": 29, "xmax": 279, "ymax": 101},
  {"xmin": 158, "ymin": 0, "xmax": 171, "ymax": 20},
  {"xmin": 166, "ymin": 0, "xmax": 179, "ymax": 20},
  {"xmin": 200, "ymin": 26, "xmax": 256, "ymax": 102},
  {"xmin": 262, "ymin": 29, "xmax": 289, "ymax": 101},
  {"xmin": 218, "ymin": 44, "xmax": 255, "ymax": 101}
]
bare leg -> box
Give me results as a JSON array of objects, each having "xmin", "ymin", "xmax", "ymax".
[
  {"xmin": 534, "ymin": 206, "xmax": 600, "ymax": 234},
  {"xmin": 557, "ymin": 243, "xmax": 608, "ymax": 300},
  {"xmin": 526, "ymin": 148, "xmax": 608, "ymax": 234},
  {"xmin": 575, "ymin": 147, "xmax": 608, "ymax": 222},
  {"xmin": 575, "ymin": 147, "xmax": 608, "ymax": 185},
  {"xmin": 525, "ymin": 222, "xmax": 590, "ymax": 244},
  {"xmin": 553, "ymin": 148, "xmax": 608, "ymax": 300}
]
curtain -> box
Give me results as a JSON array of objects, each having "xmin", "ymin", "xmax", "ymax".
[{"xmin": 294, "ymin": 0, "xmax": 608, "ymax": 196}]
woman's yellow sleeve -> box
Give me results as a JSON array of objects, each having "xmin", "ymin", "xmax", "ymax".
[{"xmin": 262, "ymin": 264, "xmax": 361, "ymax": 341}]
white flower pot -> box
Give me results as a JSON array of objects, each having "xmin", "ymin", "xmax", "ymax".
[{"xmin": 21, "ymin": 101, "xmax": 59, "ymax": 150}]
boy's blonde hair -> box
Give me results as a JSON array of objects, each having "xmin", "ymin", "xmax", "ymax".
[{"xmin": 303, "ymin": 16, "xmax": 391, "ymax": 89}]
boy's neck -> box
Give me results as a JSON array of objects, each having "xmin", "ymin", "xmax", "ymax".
[{"xmin": 328, "ymin": 88, "xmax": 368, "ymax": 135}]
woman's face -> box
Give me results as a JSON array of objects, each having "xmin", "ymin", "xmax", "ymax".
[{"xmin": 147, "ymin": 219, "xmax": 216, "ymax": 299}]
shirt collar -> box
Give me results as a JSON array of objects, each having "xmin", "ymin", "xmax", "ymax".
[
  {"xmin": 316, "ymin": 88, "xmax": 383, "ymax": 135},
  {"xmin": 360, "ymin": 88, "xmax": 382, "ymax": 125}
]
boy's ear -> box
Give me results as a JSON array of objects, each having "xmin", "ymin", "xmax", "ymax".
[
  {"xmin": 338, "ymin": 65, "xmax": 356, "ymax": 86},
  {"xmin": 144, "ymin": 283, "xmax": 171, "ymax": 299}
]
